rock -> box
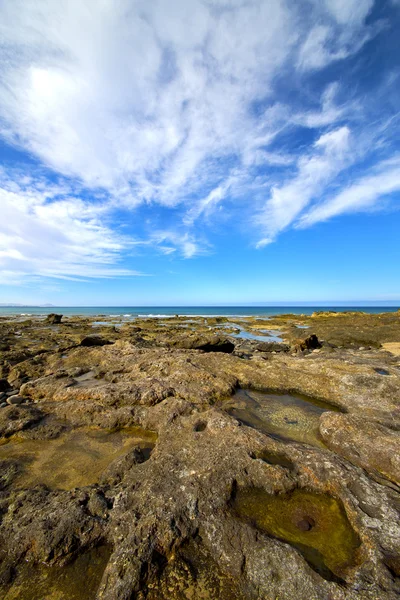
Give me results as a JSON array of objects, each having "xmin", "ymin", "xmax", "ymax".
[
  {"xmin": 88, "ymin": 492, "xmax": 109, "ymax": 519},
  {"xmin": 80, "ymin": 335, "xmax": 113, "ymax": 347},
  {"xmin": 0, "ymin": 403, "xmax": 7, "ymax": 409},
  {"xmin": 0, "ymin": 404, "xmax": 43, "ymax": 437},
  {"xmin": 0, "ymin": 379, "xmax": 10, "ymax": 392},
  {"xmin": 6, "ymin": 395, "xmax": 25, "ymax": 405},
  {"xmin": 319, "ymin": 412, "xmax": 400, "ymax": 486},
  {"xmin": 45, "ymin": 313, "xmax": 63, "ymax": 324},
  {"xmin": 256, "ymin": 342, "xmax": 290, "ymax": 353},
  {"xmin": 5, "ymin": 389, "xmax": 19, "ymax": 397},
  {"xmin": 168, "ymin": 335, "xmax": 235, "ymax": 353},
  {"xmin": 0, "ymin": 459, "xmax": 20, "ymax": 491},
  {"xmin": 292, "ymin": 333, "xmax": 322, "ymax": 352},
  {"xmin": 1, "ymin": 311, "xmax": 400, "ymax": 599},
  {"xmin": 100, "ymin": 447, "xmax": 151, "ymax": 485}
]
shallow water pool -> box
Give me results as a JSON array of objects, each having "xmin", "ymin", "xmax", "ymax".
[
  {"xmin": 223, "ymin": 389, "xmax": 341, "ymax": 447},
  {"xmin": 0, "ymin": 426, "xmax": 156, "ymax": 490}
]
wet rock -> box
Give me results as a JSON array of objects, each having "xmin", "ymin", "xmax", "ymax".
[{"xmin": 45, "ymin": 313, "xmax": 63, "ymax": 324}]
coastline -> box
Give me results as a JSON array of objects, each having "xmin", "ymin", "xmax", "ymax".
[{"xmin": 0, "ymin": 305, "xmax": 399, "ymax": 318}]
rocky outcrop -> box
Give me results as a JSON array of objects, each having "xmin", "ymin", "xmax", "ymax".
[
  {"xmin": 0, "ymin": 312, "xmax": 399, "ymax": 599},
  {"xmin": 319, "ymin": 412, "xmax": 400, "ymax": 487},
  {"xmin": 166, "ymin": 335, "xmax": 235, "ymax": 353},
  {"xmin": 292, "ymin": 333, "xmax": 322, "ymax": 352},
  {"xmin": 45, "ymin": 313, "xmax": 63, "ymax": 324}
]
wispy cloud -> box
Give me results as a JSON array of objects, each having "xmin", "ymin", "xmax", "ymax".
[
  {"xmin": 298, "ymin": 156, "xmax": 400, "ymax": 227},
  {"xmin": 256, "ymin": 126, "xmax": 353, "ymax": 245},
  {"xmin": 152, "ymin": 230, "xmax": 209, "ymax": 259},
  {"xmin": 0, "ymin": 168, "xmax": 143, "ymax": 282}
]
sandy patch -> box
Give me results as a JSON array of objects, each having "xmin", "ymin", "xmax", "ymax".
[{"xmin": 382, "ymin": 342, "xmax": 400, "ymax": 356}]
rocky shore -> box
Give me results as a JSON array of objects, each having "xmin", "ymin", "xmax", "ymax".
[{"xmin": 0, "ymin": 310, "xmax": 399, "ymax": 599}]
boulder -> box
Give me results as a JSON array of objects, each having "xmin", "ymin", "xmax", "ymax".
[
  {"xmin": 6, "ymin": 395, "xmax": 25, "ymax": 406},
  {"xmin": 292, "ymin": 334, "xmax": 322, "ymax": 352},
  {"xmin": 45, "ymin": 313, "xmax": 63, "ymax": 324}
]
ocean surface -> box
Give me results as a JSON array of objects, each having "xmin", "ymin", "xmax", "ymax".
[{"xmin": 0, "ymin": 306, "xmax": 398, "ymax": 317}]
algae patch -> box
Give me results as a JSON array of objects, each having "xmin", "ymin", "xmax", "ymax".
[
  {"xmin": 224, "ymin": 389, "xmax": 340, "ymax": 447},
  {"xmin": 234, "ymin": 488, "xmax": 361, "ymax": 580},
  {"xmin": 1, "ymin": 545, "xmax": 111, "ymax": 600},
  {"xmin": 0, "ymin": 426, "xmax": 156, "ymax": 490}
]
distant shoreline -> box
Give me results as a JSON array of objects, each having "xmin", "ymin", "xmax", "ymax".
[{"xmin": 0, "ymin": 305, "xmax": 398, "ymax": 318}]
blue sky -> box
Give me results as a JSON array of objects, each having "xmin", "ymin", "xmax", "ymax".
[{"xmin": 0, "ymin": 0, "xmax": 399, "ymax": 306}]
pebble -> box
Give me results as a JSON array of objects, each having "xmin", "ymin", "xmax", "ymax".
[
  {"xmin": 0, "ymin": 392, "xmax": 6, "ymax": 401},
  {"xmin": 0, "ymin": 402, "xmax": 7, "ymax": 409},
  {"xmin": 6, "ymin": 395, "xmax": 25, "ymax": 405},
  {"xmin": 6, "ymin": 390, "xmax": 19, "ymax": 397}
]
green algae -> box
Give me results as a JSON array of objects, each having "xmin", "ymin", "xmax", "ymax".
[
  {"xmin": 1, "ymin": 545, "xmax": 111, "ymax": 600},
  {"xmin": 0, "ymin": 426, "xmax": 156, "ymax": 490},
  {"xmin": 224, "ymin": 389, "xmax": 341, "ymax": 448},
  {"xmin": 234, "ymin": 487, "xmax": 361, "ymax": 580}
]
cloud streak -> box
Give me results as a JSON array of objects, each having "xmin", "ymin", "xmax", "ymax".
[{"xmin": 298, "ymin": 157, "xmax": 400, "ymax": 227}]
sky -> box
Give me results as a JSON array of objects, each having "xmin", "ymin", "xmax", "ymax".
[{"xmin": 0, "ymin": 0, "xmax": 399, "ymax": 306}]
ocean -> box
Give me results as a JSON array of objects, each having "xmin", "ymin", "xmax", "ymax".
[{"xmin": 0, "ymin": 306, "xmax": 398, "ymax": 317}]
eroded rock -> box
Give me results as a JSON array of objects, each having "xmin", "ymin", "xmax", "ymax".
[{"xmin": 0, "ymin": 311, "xmax": 399, "ymax": 599}]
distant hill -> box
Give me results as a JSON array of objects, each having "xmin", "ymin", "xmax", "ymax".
[{"xmin": 0, "ymin": 303, "xmax": 55, "ymax": 307}]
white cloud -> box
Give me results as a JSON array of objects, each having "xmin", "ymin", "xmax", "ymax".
[
  {"xmin": 297, "ymin": 0, "xmax": 378, "ymax": 71},
  {"xmin": 0, "ymin": 169, "xmax": 142, "ymax": 282},
  {"xmin": 257, "ymin": 126, "xmax": 352, "ymax": 242},
  {"xmin": 151, "ymin": 231, "xmax": 209, "ymax": 259},
  {"xmin": 322, "ymin": 0, "xmax": 374, "ymax": 25},
  {"xmin": 0, "ymin": 0, "xmax": 377, "ymax": 207},
  {"xmin": 297, "ymin": 157, "xmax": 400, "ymax": 227}
]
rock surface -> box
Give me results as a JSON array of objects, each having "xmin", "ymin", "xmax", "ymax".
[
  {"xmin": 0, "ymin": 311, "xmax": 399, "ymax": 599},
  {"xmin": 45, "ymin": 313, "xmax": 63, "ymax": 324}
]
